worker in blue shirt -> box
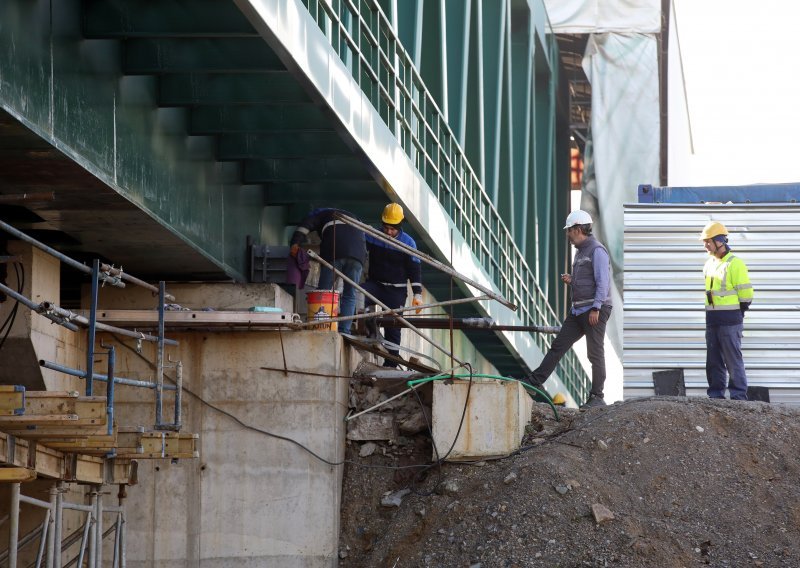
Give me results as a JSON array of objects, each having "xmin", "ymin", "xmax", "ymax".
[
  {"xmin": 523, "ymin": 210, "xmax": 612, "ymax": 408},
  {"xmin": 363, "ymin": 203, "xmax": 423, "ymax": 366},
  {"xmin": 290, "ymin": 208, "xmax": 366, "ymax": 334}
]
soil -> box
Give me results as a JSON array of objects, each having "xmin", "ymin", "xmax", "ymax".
[{"xmin": 338, "ymin": 396, "xmax": 800, "ymax": 567}]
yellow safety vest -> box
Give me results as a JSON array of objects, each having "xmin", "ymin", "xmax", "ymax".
[{"xmin": 703, "ymin": 252, "xmax": 754, "ymax": 311}]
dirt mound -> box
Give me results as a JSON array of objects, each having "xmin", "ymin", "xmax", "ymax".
[{"xmin": 339, "ymin": 397, "xmax": 800, "ymax": 567}]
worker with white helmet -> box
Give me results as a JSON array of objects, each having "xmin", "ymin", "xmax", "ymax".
[
  {"xmin": 523, "ymin": 209, "xmax": 612, "ymax": 408},
  {"xmin": 363, "ymin": 203, "xmax": 423, "ymax": 367},
  {"xmin": 700, "ymin": 221, "xmax": 754, "ymax": 400}
]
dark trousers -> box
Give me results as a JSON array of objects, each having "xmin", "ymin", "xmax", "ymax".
[
  {"xmin": 705, "ymin": 323, "xmax": 748, "ymax": 400},
  {"xmin": 363, "ymin": 281, "xmax": 407, "ymax": 367},
  {"xmin": 529, "ymin": 305, "xmax": 611, "ymax": 397}
]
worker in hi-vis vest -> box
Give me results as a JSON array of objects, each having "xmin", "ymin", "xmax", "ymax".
[{"xmin": 700, "ymin": 221, "xmax": 754, "ymax": 400}]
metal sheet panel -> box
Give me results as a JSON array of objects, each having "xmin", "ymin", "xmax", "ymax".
[{"xmin": 623, "ymin": 204, "xmax": 800, "ymax": 405}]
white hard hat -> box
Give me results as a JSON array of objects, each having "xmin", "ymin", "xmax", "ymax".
[{"xmin": 563, "ymin": 209, "xmax": 593, "ymax": 229}]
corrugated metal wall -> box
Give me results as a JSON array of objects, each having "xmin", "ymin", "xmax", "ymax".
[{"xmin": 624, "ymin": 204, "xmax": 800, "ymax": 405}]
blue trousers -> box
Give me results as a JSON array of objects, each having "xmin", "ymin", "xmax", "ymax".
[
  {"xmin": 317, "ymin": 257, "xmax": 363, "ymax": 335},
  {"xmin": 705, "ymin": 324, "xmax": 748, "ymax": 400},
  {"xmin": 362, "ymin": 281, "xmax": 407, "ymax": 367}
]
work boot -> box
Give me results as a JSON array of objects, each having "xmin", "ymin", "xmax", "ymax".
[
  {"xmin": 521, "ymin": 373, "xmax": 545, "ymax": 390},
  {"xmin": 580, "ymin": 394, "xmax": 606, "ymax": 409}
]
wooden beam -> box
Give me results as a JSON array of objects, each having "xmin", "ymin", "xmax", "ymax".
[
  {"xmin": 0, "ymin": 386, "xmax": 25, "ymax": 416},
  {"xmin": 0, "ymin": 467, "xmax": 37, "ymax": 482}
]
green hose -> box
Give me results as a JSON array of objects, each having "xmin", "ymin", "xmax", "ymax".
[{"xmin": 407, "ymin": 373, "xmax": 560, "ymax": 422}]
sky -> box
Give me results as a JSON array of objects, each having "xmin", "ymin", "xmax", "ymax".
[{"xmin": 668, "ymin": 0, "xmax": 800, "ymax": 186}]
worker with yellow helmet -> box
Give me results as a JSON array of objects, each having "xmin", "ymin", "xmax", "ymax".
[
  {"xmin": 700, "ymin": 221, "xmax": 754, "ymax": 400},
  {"xmin": 363, "ymin": 203, "xmax": 423, "ymax": 366}
]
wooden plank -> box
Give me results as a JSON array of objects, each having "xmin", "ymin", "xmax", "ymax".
[
  {"xmin": 74, "ymin": 456, "xmax": 103, "ymax": 484},
  {"xmin": 0, "ymin": 467, "xmax": 37, "ymax": 482},
  {"xmin": 0, "ymin": 386, "xmax": 25, "ymax": 416},
  {"xmin": 0, "ymin": 414, "xmax": 106, "ymax": 427}
]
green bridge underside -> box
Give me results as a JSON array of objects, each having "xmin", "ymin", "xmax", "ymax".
[{"xmin": 0, "ymin": 0, "xmax": 588, "ymax": 393}]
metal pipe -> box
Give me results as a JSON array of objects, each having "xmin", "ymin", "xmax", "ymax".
[
  {"xmin": 112, "ymin": 513, "xmax": 122, "ymax": 568},
  {"xmin": 39, "ymin": 359, "xmax": 178, "ymax": 391},
  {"xmin": 0, "ymin": 219, "xmax": 124, "ymax": 289},
  {"xmin": 334, "ymin": 212, "xmax": 516, "ymax": 310},
  {"xmin": 34, "ymin": 509, "xmax": 50, "ymax": 568},
  {"xmin": 19, "ymin": 494, "xmax": 53, "ymax": 509},
  {"xmin": 86, "ymin": 260, "xmax": 100, "ymax": 396},
  {"xmin": 95, "ymin": 487, "xmax": 103, "ymax": 567},
  {"xmin": 174, "ymin": 361, "xmax": 183, "ymax": 429},
  {"xmin": 45, "ymin": 486, "xmax": 56, "ymax": 568},
  {"xmin": 155, "ymin": 282, "xmax": 165, "ymax": 426},
  {"xmin": 0, "ymin": 282, "xmax": 80, "ymax": 332},
  {"xmin": 53, "ymin": 484, "xmax": 62, "ymax": 568},
  {"xmin": 40, "ymin": 303, "xmax": 179, "ymax": 346},
  {"xmin": 106, "ymin": 346, "xmax": 116, "ymax": 436},
  {"xmin": 307, "ymin": 250, "xmax": 464, "ymax": 366},
  {"xmin": 374, "ymin": 317, "xmax": 561, "ymax": 333},
  {"xmin": 88, "ymin": 490, "xmax": 97, "ymax": 568},
  {"xmin": 99, "ymin": 262, "xmax": 175, "ymax": 301},
  {"xmin": 292, "ymin": 295, "xmax": 491, "ymax": 328},
  {"xmin": 9, "ymin": 482, "xmax": 19, "ymax": 568},
  {"xmin": 75, "ymin": 511, "xmax": 92, "ymax": 568}
]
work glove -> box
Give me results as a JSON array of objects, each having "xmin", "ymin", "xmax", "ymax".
[{"xmin": 412, "ymin": 294, "xmax": 424, "ymax": 314}]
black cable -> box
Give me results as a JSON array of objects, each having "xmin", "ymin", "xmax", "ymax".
[
  {"xmin": 0, "ymin": 261, "xmax": 23, "ymax": 353},
  {"xmin": 111, "ymin": 334, "xmax": 436, "ymax": 471}
]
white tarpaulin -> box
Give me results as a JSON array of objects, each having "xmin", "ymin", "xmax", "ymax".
[
  {"xmin": 580, "ymin": 32, "xmax": 660, "ymax": 356},
  {"xmin": 543, "ymin": 0, "xmax": 660, "ymax": 33}
]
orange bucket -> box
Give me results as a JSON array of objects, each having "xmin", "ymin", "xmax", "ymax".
[{"xmin": 306, "ymin": 290, "xmax": 340, "ymax": 331}]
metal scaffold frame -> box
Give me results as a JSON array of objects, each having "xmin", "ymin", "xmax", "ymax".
[{"xmin": 0, "ymin": 217, "xmax": 193, "ymax": 566}]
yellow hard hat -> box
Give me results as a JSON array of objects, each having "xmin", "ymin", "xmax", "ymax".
[
  {"xmin": 382, "ymin": 203, "xmax": 404, "ymax": 225},
  {"xmin": 700, "ymin": 221, "xmax": 728, "ymax": 240},
  {"xmin": 551, "ymin": 392, "xmax": 567, "ymax": 405}
]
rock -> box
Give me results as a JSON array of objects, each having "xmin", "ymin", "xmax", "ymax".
[
  {"xmin": 347, "ymin": 414, "xmax": 396, "ymax": 441},
  {"xmin": 381, "ymin": 488, "xmax": 411, "ymax": 508},
  {"xmin": 696, "ymin": 425, "xmax": 705, "ymax": 433},
  {"xmin": 591, "ymin": 503, "xmax": 615, "ymax": 524},
  {"xmin": 503, "ymin": 471, "xmax": 517, "ymax": 484},
  {"xmin": 555, "ymin": 485, "xmax": 570, "ymax": 495},
  {"xmin": 399, "ymin": 408, "xmax": 431, "ymax": 435},
  {"xmin": 596, "ymin": 439, "xmax": 609, "ymax": 450},
  {"xmin": 359, "ymin": 442, "xmax": 377, "ymax": 457},
  {"xmin": 437, "ymin": 479, "xmax": 460, "ymax": 495}
]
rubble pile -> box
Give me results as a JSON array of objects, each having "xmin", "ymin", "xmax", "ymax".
[{"xmin": 339, "ymin": 396, "xmax": 800, "ymax": 567}]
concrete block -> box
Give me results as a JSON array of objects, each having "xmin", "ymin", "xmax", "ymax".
[
  {"xmin": 346, "ymin": 413, "xmax": 396, "ymax": 441},
  {"xmin": 432, "ymin": 379, "xmax": 532, "ymax": 461}
]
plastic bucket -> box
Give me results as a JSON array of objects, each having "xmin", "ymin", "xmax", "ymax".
[{"xmin": 306, "ymin": 290, "xmax": 340, "ymax": 331}]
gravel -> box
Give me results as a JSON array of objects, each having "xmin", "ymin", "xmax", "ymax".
[{"xmin": 339, "ymin": 396, "xmax": 800, "ymax": 567}]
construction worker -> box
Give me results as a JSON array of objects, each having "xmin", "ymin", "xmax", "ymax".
[
  {"xmin": 523, "ymin": 210, "xmax": 612, "ymax": 408},
  {"xmin": 363, "ymin": 203, "xmax": 423, "ymax": 367},
  {"xmin": 700, "ymin": 221, "xmax": 754, "ymax": 400},
  {"xmin": 290, "ymin": 208, "xmax": 366, "ymax": 334}
]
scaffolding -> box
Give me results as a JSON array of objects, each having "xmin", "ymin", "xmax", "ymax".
[{"xmin": 0, "ymin": 218, "xmax": 199, "ymax": 566}]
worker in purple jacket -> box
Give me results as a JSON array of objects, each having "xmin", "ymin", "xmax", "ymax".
[{"xmin": 290, "ymin": 208, "xmax": 365, "ymax": 334}]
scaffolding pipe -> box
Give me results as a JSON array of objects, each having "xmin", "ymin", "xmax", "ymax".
[
  {"xmin": 99, "ymin": 262, "xmax": 175, "ymax": 301},
  {"xmin": 0, "ymin": 219, "xmax": 124, "ymax": 289},
  {"xmin": 106, "ymin": 346, "xmax": 116, "ymax": 436},
  {"xmin": 40, "ymin": 303, "xmax": 179, "ymax": 346},
  {"xmin": 374, "ymin": 316, "xmax": 561, "ymax": 334},
  {"xmin": 73, "ymin": 515, "xmax": 93, "ymax": 568},
  {"xmin": 95, "ymin": 487, "xmax": 103, "ymax": 567},
  {"xmin": 155, "ymin": 282, "xmax": 165, "ymax": 427},
  {"xmin": 86, "ymin": 260, "xmax": 101, "ymax": 396},
  {"xmin": 9, "ymin": 482, "xmax": 19, "ymax": 568},
  {"xmin": 307, "ymin": 250, "xmax": 464, "ymax": 366},
  {"xmin": 39, "ymin": 359, "xmax": 178, "ymax": 391},
  {"xmin": 33, "ymin": 509, "xmax": 49, "ymax": 568},
  {"xmin": 174, "ymin": 361, "xmax": 183, "ymax": 430},
  {"xmin": 335, "ymin": 212, "xmax": 517, "ymax": 310},
  {"xmin": 44, "ymin": 484, "xmax": 61, "ymax": 568},
  {"xmin": 53, "ymin": 481, "xmax": 64, "ymax": 568},
  {"xmin": 292, "ymin": 295, "xmax": 492, "ymax": 328},
  {"xmin": 0, "ymin": 282, "xmax": 80, "ymax": 332},
  {"xmin": 88, "ymin": 490, "xmax": 98, "ymax": 568}
]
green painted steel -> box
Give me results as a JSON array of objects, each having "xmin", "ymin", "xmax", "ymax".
[
  {"xmin": 0, "ymin": 0, "xmax": 261, "ymax": 280},
  {"xmin": 299, "ymin": 0, "xmax": 588, "ymax": 398}
]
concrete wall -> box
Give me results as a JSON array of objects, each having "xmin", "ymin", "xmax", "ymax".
[
  {"xmin": 103, "ymin": 327, "xmax": 354, "ymax": 567},
  {"xmin": 0, "ymin": 241, "xmax": 82, "ymax": 391}
]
